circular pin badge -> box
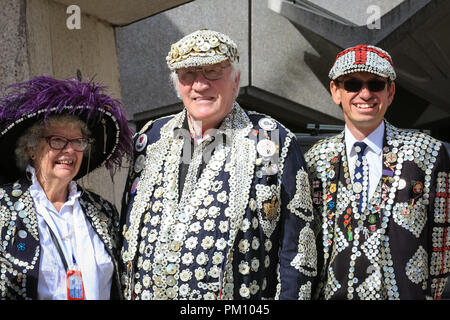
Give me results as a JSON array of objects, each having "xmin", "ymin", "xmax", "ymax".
[
  {"xmin": 353, "ymin": 182, "xmax": 363, "ymax": 194},
  {"xmin": 385, "ymin": 152, "xmax": 397, "ymax": 163},
  {"xmin": 257, "ymin": 139, "xmax": 277, "ymax": 157},
  {"xmin": 413, "ymin": 181, "xmax": 423, "ymax": 194},
  {"xmin": 18, "ymin": 230, "xmax": 27, "ymax": 239},
  {"xmin": 135, "ymin": 133, "xmax": 148, "ymax": 152},
  {"xmin": 130, "ymin": 177, "xmax": 140, "ymax": 196},
  {"xmin": 258, "ymin": 118, "xmax": 277, "ymax": 131},
  {"xmin": 134, "ymin": 154, "xmax": 146, "ymax": 174},
  {"xmin": 398, "ymin": 179, "xmax": 407, "ymax": 190}
]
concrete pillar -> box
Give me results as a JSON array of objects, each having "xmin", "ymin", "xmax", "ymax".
[{"xmin": 0, "ymin": 0, "xmax": 30, "ymax": 92}]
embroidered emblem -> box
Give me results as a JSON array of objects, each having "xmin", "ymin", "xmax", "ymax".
[{"xmin": 263, "ymin": 195, "xmax": 279, "ymax": 221}]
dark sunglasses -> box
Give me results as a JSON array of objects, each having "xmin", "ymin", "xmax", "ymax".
[
  {"xmin": 337, "ymin": 79, "xmax": 389, "ymax": 92},
  {"xmin": 43, "ymin": 135, "xmax": 91, "ymax": 152}
]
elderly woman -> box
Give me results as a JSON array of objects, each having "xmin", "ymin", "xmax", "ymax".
[{"xmin": 0, "ymin": 76, "xmax": 132, "ymax": 300}]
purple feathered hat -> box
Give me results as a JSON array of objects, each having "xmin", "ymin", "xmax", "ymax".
[{"xmin": 0, "ymin": 75, "xmax": 134, "ymax": 183}]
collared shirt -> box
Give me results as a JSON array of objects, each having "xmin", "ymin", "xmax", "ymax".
[
  {"xmin": 345, "ymin": 121, "xmax": 384, "ymax": 200},
  {"xmin": 27, "ymin": 166, "xmax": 113, "ymax": 300}
]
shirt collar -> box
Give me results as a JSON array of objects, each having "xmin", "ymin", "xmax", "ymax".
[
  {"xmin": 26, "ymin": 165, "xmax": 81, "ymax": 211},
  {"xmin": 345, "ymin": 121, "xmax": 384, "ymax": 156}
]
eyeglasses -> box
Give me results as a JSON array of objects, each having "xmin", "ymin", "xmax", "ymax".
[
  {"xmin": 177, "ymin": 63, "xmax": 231, "ymax": 84},
  {"xmin": 337, "ymin": 79, "xmax": 388, "ymax": 92},
  {"xmin": 43, "ymin": 135, "xmax": 91, "ymax": 152}
]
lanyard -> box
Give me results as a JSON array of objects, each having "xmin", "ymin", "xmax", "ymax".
[
  {"xmin": 36, "ymin": 199, "xmax": 75, "ymax": 271},
  {"xmin": 43, "ymin": 219, "xmax": 71, "ymax": 271},
  {"xmin": 43, "ymin": 213, "xmax": 86, "ymax": 300}
]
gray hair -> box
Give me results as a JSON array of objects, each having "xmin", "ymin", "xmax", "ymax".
[
  {"xmin": 15, "ymin": 114, "xmax": 91, "ymax": 172},
  {"xmin": 170, "ymin": 61, "xmax": 241, "ymax": 100}
]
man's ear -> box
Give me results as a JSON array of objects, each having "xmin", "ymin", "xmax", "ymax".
[
  {"xmin": 330, "ymin": 80, "xmax": 342, "ymax": 105},
  {"xmin": 233, "ymin": 71, "xmax": 241, "ymax": 95},
  {"xmin": 387, "ymin": 81, "xmax": 396, "ymax": 106}
]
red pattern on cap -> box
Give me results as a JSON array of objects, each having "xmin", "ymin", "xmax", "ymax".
[{"xmin": 335, "ymin": 44, "xmax": 394, "ymax": 67}]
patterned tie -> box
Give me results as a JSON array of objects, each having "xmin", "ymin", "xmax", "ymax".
[{"xmin": 353, "ymin": 141, "xmax": 368, "ymax": 213}]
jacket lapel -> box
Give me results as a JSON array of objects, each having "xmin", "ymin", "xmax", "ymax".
[{"xmin": 79, "ymin": 190, "xmax": 117, "ymax": 252}]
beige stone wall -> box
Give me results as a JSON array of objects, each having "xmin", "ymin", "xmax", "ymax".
[{"xmin": 26, "ymin": 0, "xmax": 121, "ymax": 97}]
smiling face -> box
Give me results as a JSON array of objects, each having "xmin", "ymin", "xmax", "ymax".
[
  {"xmin": 330, "ymin": 72, "xmax": 395, "ymax": 138},
  {"xmin": 31, "ymin": 122, "xmax": 85, "ymax": 188},
  {"xmin": 176, "ymin": 61, "xmax": 240, "ymax": 132}
]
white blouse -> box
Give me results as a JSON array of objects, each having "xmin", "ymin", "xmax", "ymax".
[{"xmin": 27, "ymin": 166, "xmax": 114, "ymax": 300}]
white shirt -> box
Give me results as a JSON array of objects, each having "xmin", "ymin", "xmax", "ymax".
[
  {"xmin": 27, "ymin": 166, "xmax": 114, "ymax": 300},
  {"xmin": 345, "ymin": 121, "xmax": 384, "ymax": 201}
]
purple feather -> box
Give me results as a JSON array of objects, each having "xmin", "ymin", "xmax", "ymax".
[{"xmin": 0, "ymin": 75, "xmax": 134, "ymax": 170}]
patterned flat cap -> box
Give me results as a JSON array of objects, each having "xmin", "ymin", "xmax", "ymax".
[
  {"xmin": 166, "ymin": 29, "xmax": 239, "ymax": 71},
  {"xmin": 329, "ymin": 44, "xmax": 396, "ymax": 81}
]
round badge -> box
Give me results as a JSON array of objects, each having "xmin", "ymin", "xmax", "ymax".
[
  {"xmin": 257, "ymin": 139, "xmax": 277, "ymax": 157},
  {"xmin": 18, "ymin": 230, "xmax": 27, "ymax": 239},
  {"xmin": 385, "ymin": 152, "xmax": 397, "ymax": 163},
  {"xmin": 398, "ymin": 179, "xmax": 407, "ymax": 190},
  {"xmin": 134, "ymin": 154, "xmax": 146, "ymax": 174},
  {"xmin": 130, "ymin": 177, "xmax": 140, "ymax": 196},
  {"xmin": 353, "ymin": 182, "xmax": 363, "ymax": 194},
  {"xmin": 135, "ymin": 134, "xmax": 148, "ymax": 152},
  {"xmin": 413, "ymin": 181, "xmax": 423, "ymax": 194},
  {"xmin": 258, "ymin": 118, "xmax": 277, "ymax": 131}
]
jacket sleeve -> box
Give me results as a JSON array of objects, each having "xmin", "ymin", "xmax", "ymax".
[
  {"xmin": 427, "ymin": 142, "xmax": 450, "ymax": 299},
  {"xmin": 278, "ymin": 134, "xmax": 317, "ymax": 299}
]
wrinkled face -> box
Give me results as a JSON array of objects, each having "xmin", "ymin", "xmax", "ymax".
[
  {"xmin": 177, "ymin": 61, "xmax": 240, "ymax": 131},
  {"xmin": 330, "ymin": 72, "xmax": 395, "ymax": 132},
  {"xmin": 31, "ymin": 123, "xmax": 84, "ymax": 186}
]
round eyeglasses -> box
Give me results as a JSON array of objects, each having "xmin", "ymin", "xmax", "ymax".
[
  {"xmin": 43, "ymin": 135, "xmax": 91, "ymax": 152},
  {"xmin": 176, "ymin": 63, "xmax": 231, "ymax": 84}
]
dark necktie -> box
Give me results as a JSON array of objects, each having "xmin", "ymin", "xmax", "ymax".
[{"xmin": 353, "ymin": 141, "xmax": 368, "ymax": 213}]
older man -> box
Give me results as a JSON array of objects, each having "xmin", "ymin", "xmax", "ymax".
[
  {"xmin": 119, "ymin": 29, "xmax": 316, "ymax": 300},
  {"xmin": 305, "ymin": 44, "xmax": 450, "ymax": 299}
]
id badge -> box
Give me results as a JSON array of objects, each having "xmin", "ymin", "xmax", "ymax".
[{"xmin": 67, "ymin": 268, "xmax": 85, "ymax": 300}]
